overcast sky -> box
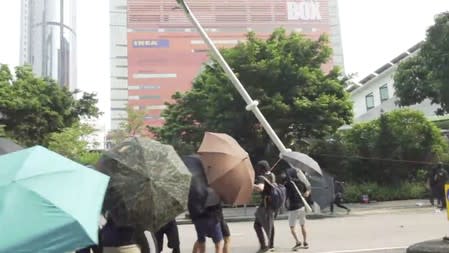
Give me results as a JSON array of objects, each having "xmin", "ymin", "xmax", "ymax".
[{"xmin": 0, "ymin": 0, "xmax": 448, "ymax": 131}]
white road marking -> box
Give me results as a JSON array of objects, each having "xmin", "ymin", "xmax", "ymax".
[{"xmin": 317, "ymin": 246, "xmax": 407, "ymax": 253}]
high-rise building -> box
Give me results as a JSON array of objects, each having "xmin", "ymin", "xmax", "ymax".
[
  {"xmin": 20, "ymin": 0, "xmax": 77, "ymax": 90},
  {"xmin": 110, "ymin": 0, "xmax": 344, "ymax": 130}
]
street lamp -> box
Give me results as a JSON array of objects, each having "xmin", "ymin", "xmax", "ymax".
[
  {"xmin": 174, "ymin": 0, "xmax": 288, "ymax": 155},
  {"xmin": 175, "ymin": 0, "xmax": 320, "ymax": 212}
]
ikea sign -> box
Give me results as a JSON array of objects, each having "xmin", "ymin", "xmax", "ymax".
[
  {"xmin": 132, "ymin": 39, "xmax": 170, "ymax": 48},
  {"xmin": 287, "ymin": 1, "xmax": 322, "ymax": 21}
]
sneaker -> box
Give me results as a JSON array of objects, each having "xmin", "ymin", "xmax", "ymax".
[
  {"xmin": 256, "ymin": 247, "xmax": 269, "ymax": 253},
  {"xmin": 303, "ymin": 242, "xmax": 309, "ymax": 249},
  {"xmin": 292, "ymin": 242, "xmax": 302, "ymax": 250}
]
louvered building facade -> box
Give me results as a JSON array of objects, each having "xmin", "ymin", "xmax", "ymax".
[{"xmin": 110, "ymin": 0, "xmax": 343, "ymax": 129}]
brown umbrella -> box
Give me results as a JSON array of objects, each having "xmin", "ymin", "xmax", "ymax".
[{"xmin": 197, "ymin": 132, "xmax": 254, "ymax": 205}]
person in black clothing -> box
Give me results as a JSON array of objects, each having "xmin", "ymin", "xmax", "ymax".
[
  {"xmin": 192, "ymin": 188, "xmax": 224, "ymax": 253},
  {"xmin": 76, "ymin": 245, "xmax": 101, "ymax": 253},
  {"xmin": 330, "ymin": 179, "xmax": 350, "ymax": 214},
  {"xmin": 282, "ymin": 168, "xmax": 311, "ymax": 250},
  {"xmin": 434, "ymin": 163, "xmax": 448, "ymax": 210},
  {"xmin": 101, "ymin": 213, "xmax": 150, "ymax": 253},
  {"xmin": 155, "ymin": 219, "xmax": 180, "ymax": 253},
  {"xmin": 253, "ymin": 160, "xmax": 276, "ymax": 253},
  {"xmin": 427, "ymin": 167, "xmax": 440, "ymax": 207},
  {"xmin": 192, "ymin": 204, "xmax": 224, "ymax": 253}
]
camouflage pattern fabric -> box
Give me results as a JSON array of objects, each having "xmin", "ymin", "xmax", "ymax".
[{"xmin": 97, "ymin": 137, "xmax": 191, "ymax": 231}]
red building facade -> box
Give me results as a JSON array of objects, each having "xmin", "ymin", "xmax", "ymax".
[{"xmin": 126, "ymin": 0, "xmax": 336, "ymax": 127}]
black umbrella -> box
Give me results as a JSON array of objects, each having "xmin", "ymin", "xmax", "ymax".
[
  {"xmin": 182, "ymin": 155, "xmax": 220, "ymax": 218},
  {"xmin": 182, "ymin": 155, "xmax": 209, "ymax": 219},
  {"xmin": 307, "ymin": 171, "xmax": 334, "ymax": 210},
  {"xmin": 0, "ymin": 138, "xmax": 22, "ymax": 155}
]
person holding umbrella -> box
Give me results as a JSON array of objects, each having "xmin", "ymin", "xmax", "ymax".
[
  {"xmin": 183, "ymin": 154, "xmax": 232, "ymax": 253},
  {"xmin": 253, "ymin": 160, "xmax": 276, "ymax": 253},
  {"xmin": 155, "ymin": 219, "xmax": 180, "ymax": 253},
  {"xmin": 192, "ymin": 187, "xmax": 225, "ymax": 253},
  {"xmin": 101, "ymin": 212, "xmax": 150, "ymax": 253},
  {"xmin": 281, "ymin": 168, "xmax": 312, "ymax": 250}
]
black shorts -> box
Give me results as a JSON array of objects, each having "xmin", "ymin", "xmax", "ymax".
[
  {"xmin": 193, "ymin": 217, "xmax": 223, "ymax": 244},
  {"xmin": 221, "ymin": 218, "xmax": 230, "ymax": 238}
]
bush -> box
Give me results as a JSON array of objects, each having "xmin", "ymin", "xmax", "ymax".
[
  {"xmin": 77, "ymin": 151, "xmax": 102, "ymax": 166},
  {"xmin": 344, "ymin": 181, "xmax": 427, "ymax": 203}
]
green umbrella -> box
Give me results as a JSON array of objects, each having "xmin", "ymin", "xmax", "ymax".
[
  {"xmin": 0, "ymin": 146, "xmax": 110, "ymax": 253},
  {"xmin": 97, "ymin": 137, "xmax": 191, "ymax": 231}
]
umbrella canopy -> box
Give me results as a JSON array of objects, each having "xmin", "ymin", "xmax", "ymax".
[
  {"xmin": 0, "ymin": 146, "xmax": 109, "ymax": 253},
  {"xmin": 282, "ymin": 151, "xmax": 322, "ymax": 176},
  {"xmin": 0, "ymin": 137, "xmax": 22, "ymax": 155},
  {"xmin": 197, "ymin": 132, "xmax": 254, "ymax": 205},
  {"xmin": 182, "ymin": 155, "xmax": 209, "ymax": 218},
  {"xmin": 97, "ymin": 137, "xmax": 191, "ymax": 231},
  {"xmin": 308, "ymin": 171, "xmax": 334, "ymax": 210},
  {"xmin": 183, "ymin": 155, "xmax": 222, "ymax": 219}
]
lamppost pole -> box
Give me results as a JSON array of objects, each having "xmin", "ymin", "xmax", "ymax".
[{"xmin": 175, "ymin": 0, "xmax": 289, "ymax": 155}]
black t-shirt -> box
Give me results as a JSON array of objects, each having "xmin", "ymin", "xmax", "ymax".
[
  {"xmin": 285, "ymin": 179, "xmax": 306, "ymax": 211},
  {"xmin": 255, "ymin": 173, "xmax": 275, "ymax": 207}
]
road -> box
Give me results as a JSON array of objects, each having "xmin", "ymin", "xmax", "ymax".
[{"xmin": 156, "ymin": 207, "xmax": 449, "ymax": 253}]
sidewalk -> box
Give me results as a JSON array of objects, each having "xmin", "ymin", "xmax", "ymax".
[{"xmin": 177, "ymin": 199, "xmax": 435, "ymax": 224}]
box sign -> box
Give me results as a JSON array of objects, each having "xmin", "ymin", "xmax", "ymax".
[
  {"xmin": 287, "ymin": 1, "xmax": 322, "ymax": 21},
  {"xmin": 132, "ymin": 39, "xmax": 170, "ymax": 48}
]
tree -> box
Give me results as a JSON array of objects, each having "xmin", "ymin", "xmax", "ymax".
[
  {"xmin": 0, "ymin": 124, "xmax": 5, "ymax": 137},
  {"xmin": 0, "ymin": 65, "xmax": 100, "ymax": 146},
  {"xmin": 47, "ymin": 123, "xmax": 98, "ymax": 162},
  {"xmin": 107, "ymin": 105, "xmax": 147, "ymax": 146},
  {"xmin": 343, "ymin": 109, "xmax": 447, "ymax": 183},
  {"xmin": 394, "ymin": 12, "xmax": 449, "ymax": 115},
  {"xmin": 152, "ymin": 28, "xmax": 353, "ymax": 159}
]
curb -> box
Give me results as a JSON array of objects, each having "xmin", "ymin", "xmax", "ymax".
[{"xmin": 176, "ymin": 213, "xmax": 331, "ymax": 225}]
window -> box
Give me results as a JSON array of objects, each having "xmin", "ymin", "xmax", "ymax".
[
  {"xmin": 379, "ymin": 84, "xmax": 389, "ymax": 102},
  {"xmin": 142, "ymin": 85, "xmax": 160, "ymax": 89},
  {"xmin": 140, "ymin": 95, "xmax": 160, "ymax": 100},
  {"xmin": 144, "ymin": 115, "xmax": 161, "ymax": 121},
  {"xmin": 133, "ymin": 73, "xmax": 176, "ymax": 79},
  {"xmin": 365, "ymin": 93, "xmax": 374, "ymax": 111}
]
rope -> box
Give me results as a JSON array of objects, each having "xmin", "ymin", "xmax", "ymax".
[{"xmin": 314, "ymin": 153, "xmax": 448, "ymax": 166}]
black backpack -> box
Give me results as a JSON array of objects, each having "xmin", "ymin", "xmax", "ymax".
[
  {"xmin": 262, "ymin": 175, "xmax": 286, "ymax": 212},
  {"xmin": 268, "ymin": 183, "xmax": 287, "ymax": 211}
]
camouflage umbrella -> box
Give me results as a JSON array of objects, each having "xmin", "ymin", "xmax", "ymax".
[{"xmin": 97, "ymin": 137, "xmax": 191, "ymax": 231}]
